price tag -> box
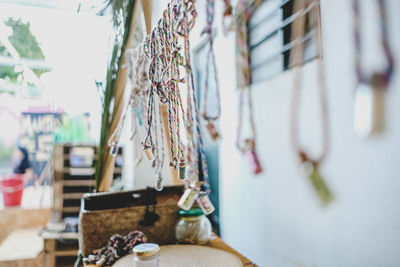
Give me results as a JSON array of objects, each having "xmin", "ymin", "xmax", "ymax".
[
  {"xmin": 178, "ymin": 159, "xmax": 186, "ymax": 180},
  {"xmin": 245, "ymin": 149, "xmax": 263, "ymax": 175},
  {"xmin": 354, "ymin": 83, "xmax": 384, "ymax": 137},
  {"xmin": 300, "ymin": 161, "xmax": 333, "ymax": 205},
  {"xmin": 178, "ymin": 189, "xmax": 199, "ymax": 211},
  {"xmin": 143, "ymin": 148, "xmax": 155, "ymax": 161},
  {"xmin": 205, "ymin": 121, "xmax": 221, "ymax": 142},
  {"xmin": 155, "ymin": 175, "xmax": 163, "ymax": 191}
]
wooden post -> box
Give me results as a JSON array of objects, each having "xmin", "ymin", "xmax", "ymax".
[{"xmin": 99, "ymin": 0, "xmax": 141, "ymax": 191}]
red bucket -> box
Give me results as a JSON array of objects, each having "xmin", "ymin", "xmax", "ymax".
[{"xmin": 1, "ymin": 176, "xmax": 24, "ymax": 207}]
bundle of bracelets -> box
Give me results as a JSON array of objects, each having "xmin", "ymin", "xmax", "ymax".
[
  {"xmin": 175, "ymin": 0, "xmax": 215, "ymax": 215},
  {"xmin": 83, "ymin": 231, "xmax": 147, "ymax": 266},
  {"xmin": 108, "ymin": 0, "xmax": 215, "ymax": 215}
]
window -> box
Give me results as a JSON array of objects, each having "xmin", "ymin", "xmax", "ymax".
[{"xmin": 249, "ymin": 0, "xmax": 321, "ymax": 83}]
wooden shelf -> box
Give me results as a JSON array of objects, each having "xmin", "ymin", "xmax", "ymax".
[
  {"xmin": 63, "ymin": 167, "xmax": 122, "ymax": 176},
  {"xmin": 42, "ymin": 231, "xmax": 79, "ymax": 241},
  {"xmin": 64, "ymin": 167, "xmax": 95, "ymax": 176},
  {"xmin": 52, "ymin": 249, "xmax": 78, "ymax": 257},
  {"xmin": 63, "ymin": 193, "xmax": 84, "ymax": 200},
  {"xmin": 63, "ymin": 154, "xmax": 98, "ymax": 160},
  {"xmin": 63, "ymin": 180, "xmax": 95, "ymax": 187},
  {"xmin": 48, "ymin": 144, "xmax": 123, "ymax": 267},
  {"xmin": 62, "ymin": 207, "xmax": 81, "ymax": 213},
  {"xmin": 43, "ymin": 236, "xmax": 79, "ymax": 267}
]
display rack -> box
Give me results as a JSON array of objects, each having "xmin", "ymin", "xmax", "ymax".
[{"xmin": 42, "ymin": 144, "xmax": 123, "ymax": 267}]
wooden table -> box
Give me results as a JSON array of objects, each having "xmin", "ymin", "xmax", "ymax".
[
  {"xmin": 208, "ymin": 236, "xmax": 257, "ymax": 266},
  {"xmin": 0, "ymin": 228, "xmax": 43, "ymax": 267},
  {"xmin": 85, "ymin": 236, "xmax": 258, "ymax": 267}
]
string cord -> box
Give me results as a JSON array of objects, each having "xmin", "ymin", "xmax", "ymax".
[
  {"xmin": 108, "ymin": 0, "xmax": 211, "ymax": 192},
  {"xmin": 234, "ymin": 0, "xmax": 259, "ymax": 152},
  {"xmin": 352, "ymin": 0, "xmax": 394, "ymax": 88},
  {"xmin": 202, "ymin": 0, "xmax": 221, "ymax": 122},
  {"xmin": 290, "ymin": 0, "xmax": 329, "ymax": 164},
  {"xmin": 177, "ymin": 0, "xmax": 210, "ymax": 190}
]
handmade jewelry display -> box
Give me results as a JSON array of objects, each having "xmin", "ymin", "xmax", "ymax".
[
  {"xmin": 290, "ymin": 0, "xmax": 332, "ymax": 205},
  {"xmin": 108, "ymin": 0, "xmax": 214, "ymax": 214},
  {"xmin": 232, "ymin": 0, "xmax": 263, "ymax": 175},
  {"xmin": 352, "ymin": 0, "xmax": 394, "ymax": 137}
]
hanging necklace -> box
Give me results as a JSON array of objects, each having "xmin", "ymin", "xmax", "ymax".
[
  {"xmin": 234, "ymin": 0, "xmax": 263, "ymax": 175},
  {"xmin": 352, "ymin": 0, "xmax": 394, "ymax": 137},
  {"xmin": 290, "ymin": 0, "xmax": 332, "ymax": 205},
  {"xmin": 161, "ymin": 3, "xmax": 185, "ymax": 171},
  {"xmin": 201, "ymin": 0, "xmax": 222, "ymax": 142},
  {"xmin": 175, "ymin": 0, "xmax": 215, "ymax": 215},
  {"xmin": 138, "ymin": 1, "xmax": 189, "ymax": 191},
  {"xmin": 128, "ymin": 46, "xmax": 150, "ymax": 166}
]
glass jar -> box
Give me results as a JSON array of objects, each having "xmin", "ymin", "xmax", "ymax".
[
  {"xmin": 175, "ymin": 208, "xmax": 212, "ymax": 245},
  {"xmin": 133, "ymin": 243, "xmax": 160, "ymax": 267}
]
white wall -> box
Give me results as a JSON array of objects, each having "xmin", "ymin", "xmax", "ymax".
[{"xmin": 216, "ymin": 0, "xmax": 400, "ymax": 266}]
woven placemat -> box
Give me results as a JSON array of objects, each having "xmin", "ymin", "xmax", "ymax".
[{"xmin": 112, "ymin": 245, "xmax": 242, "ymax": 267}]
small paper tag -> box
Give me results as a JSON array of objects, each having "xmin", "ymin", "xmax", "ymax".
[
  {"xmin": 354, "ymin": 83, "xmax": 384, "ymax": 137},
  {"xmin": 155, "ymin": 176, "xmax": 163, "ymax": 191},
  {"xmin": 178, "ymin": 189, "xmax": 199, "ymax": 211},
  {"xmin": 245, "ymin": 149, "xmax": 263, "ymax": 174},
  {"xmin": 301, "ymin": 161, "xmax": 333, "ymax": 205},
  {"xmin": 178, "ymin": 162, "xmax": 186, "ymax": 180},
  {"xmin": 143, "ymin": 148, "xmax": 155, "ymax": 161},
  {"xmin": 205, "ymin": 121, "xmax": 221, "ymax": 142},
  {"xmin": 197, "ymin": 194, "xmax": 215, "ymax": 215}
]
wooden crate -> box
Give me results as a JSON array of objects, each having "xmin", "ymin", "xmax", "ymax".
[
  {"xmin": 43, "ymin": 144, "xmax": 123, "ymax": 267},
  {"xmin": 52, "ymin": 144, "xmax": 123, "ymax": 222}
]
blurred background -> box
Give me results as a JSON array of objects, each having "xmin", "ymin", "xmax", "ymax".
[{"xmin": 0, "ymin": 0, "xmax": 399, "ymax": 266}]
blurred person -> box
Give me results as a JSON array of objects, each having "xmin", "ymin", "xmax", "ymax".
[{"xmin": 12, "ymin": 146, "xmax": 33, "ymax": 185}]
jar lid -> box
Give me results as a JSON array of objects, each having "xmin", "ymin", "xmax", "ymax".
[
  {"xmin": 133, "ymin": 243, "xmax": 160, "ymax": 257},
  {"xmin": 178, "ymin": 208, "xmax": 204, "ymax": 217}
]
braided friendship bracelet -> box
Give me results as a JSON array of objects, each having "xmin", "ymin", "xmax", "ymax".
[{"xmin": 108, "ymin": 0, "xmax": 211, "ymax": 194}]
